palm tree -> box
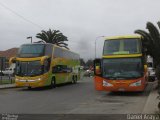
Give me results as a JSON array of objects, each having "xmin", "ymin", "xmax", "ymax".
[
  {"xmin": 36, "ymin": 29, "xmax": 69, "ymax": 49},
  {"xmin": 135, "ymin": 21, "xmax": 160, "ymax": 87}
]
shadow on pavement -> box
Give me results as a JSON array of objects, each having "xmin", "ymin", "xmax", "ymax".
[{"xmin": 17, "ymin": 82, "xmax": 79, "ymax": 91}]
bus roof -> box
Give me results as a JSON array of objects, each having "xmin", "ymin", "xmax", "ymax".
[
  {"xmin": 21, "ymin": 43, "xmax": 80, "ymax": 57},
  {"xmin": 105, "ymin": 34, "xmax": 141, "ymax": 40},
  {"xmin": 53, "ymin": 44, "xmax": 80, "ymax": 56}
]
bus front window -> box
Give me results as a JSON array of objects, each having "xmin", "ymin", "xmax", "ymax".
[
  {"xmin": 103, "ymin": 38, "xmax": 141, "ymax": 55},
  {"xmin": 18, "ymin": 44, "xmax": 45, "ymax": 57},
  {"xmin": 16, "ymin": 61, "xmax": 42, "ymax": 77},
  {"xmin": 103, "ymin": 58, "xmax": 143, "ymax": 79}
]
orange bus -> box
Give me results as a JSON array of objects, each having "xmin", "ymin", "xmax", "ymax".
[{"xmin": 94, "ymin": 35, "xmax": 148, "ymax": 92}]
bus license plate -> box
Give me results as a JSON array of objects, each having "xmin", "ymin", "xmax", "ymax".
[
  {"xmin": 25, "ymin": 83, "xmax": 29, "ymax": 86},
  {"xmin": 118, "ymin": 88, "xmax": 125, "ymax": 91}
]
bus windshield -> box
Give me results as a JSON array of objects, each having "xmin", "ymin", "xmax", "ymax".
[
  {"xmin": 18, "ymin": 44, "xmax": 45, "ymax": 57},
  {"xmin": 103, "ymin": 38, "xmax": 141, "ymax": 55},
  {"xmin": 103, "ymin": 58, "xmax": 143, "ymax": 79},
  {"xmin": 16, "ymin": 61, "xmax": 42, "ymax": 77}
]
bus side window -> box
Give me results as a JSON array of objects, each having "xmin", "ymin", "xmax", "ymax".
[
  {"xmin": 52, "ymin": 65, "xmax": 62, "ymax": 73},
  {"xmin": 52, "ymin": 65, "xmax": 72, "ymax": 73},
  {"xmin": 66, "ymin": 67, "xmax": 72, "ymax": 73},
  {"xmin": 44, "ymin": 58, "xmax": 51, "ymax": 73},
  {"xmin": 60, "ymin": 65, "xmax": 72, "ymax": 73},
  {"xmin": 52, "ymin": 65, "xmax": 58, "ymax": 73}
]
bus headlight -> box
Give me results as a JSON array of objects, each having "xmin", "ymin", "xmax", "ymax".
[
  {"xmin": 36, "ymin": 78, "xmax": 41, "ymax": 81},
  {"xmin": 33, "ymin": 78, "xmax": 41, "ymax": 81},
  {"xmin": 130, "ymin": 80, "xmax": 141, "ymax": 86},
  {"xmin": 15, "ymin": 78, "xmax": 19, "ymax": 82},
  {"xmin": 28, "ymin": 78, "xmax": 41, "ymax": 82},
  {"xmin": 103, "ymin": 80, "xmax": 113, "ymax": 87}
]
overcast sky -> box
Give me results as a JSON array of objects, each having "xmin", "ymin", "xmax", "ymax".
[{"xmin": 0, "ymin": 0, "xmax": 160, "ymax": 60}]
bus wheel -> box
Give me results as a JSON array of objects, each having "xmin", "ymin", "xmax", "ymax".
[
  {"xmin": 74, "ymin": 76, "xmax": 78, "ymax": 84},
  {"xmin": 72, "ymin": 76, "xmax": 74, "ymax": 84},
  {"xmin": 158, "ymin": 102, "xmax": 160, "ymax": 109},
  {"xmin": 50, "ymin": 77, "xmax": 56, "ymax": 88},
  {"xmin": 28, "ymin": 86, "xmax": 31, "ymax": 89},
  {"xmin": 72, "ymin": 76, "xmax": 76, "ymax": 84}
]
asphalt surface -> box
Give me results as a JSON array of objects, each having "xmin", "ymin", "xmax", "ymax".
[{"xmin": 0, "ymin": 77, "xmax": 155, "ymax": 119}]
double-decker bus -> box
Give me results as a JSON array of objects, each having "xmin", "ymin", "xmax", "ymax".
[
  {"xmin": 94, "ymin": 35, "xmax": 148, "ymax": 92},
  {"xmin": 10, "ymin": 43, "xmax": 80, "ymax": 88}
]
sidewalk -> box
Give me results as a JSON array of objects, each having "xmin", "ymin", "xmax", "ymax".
[
  {"xmin": 0, "ymin": 83, "xmax": 16, "ymax": 89},
  {"xmin": 142, "ymin": 81, "xmax": 160, "ymax": 114},
  {"xmin": 142, "ymin": 90, "xmax": 159, "ymax": 114}
]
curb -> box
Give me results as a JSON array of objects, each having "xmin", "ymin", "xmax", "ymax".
[
  {"xmin": 142, "ymin": 81, "xmax": 159, "ymax": 114},
  {"xmin": 0, "ymin": 84, "xmax": 17, "ymax": 89},
  {"xmin": 142, "ymin": 90, "xmax": 159, "ymax": 114}
]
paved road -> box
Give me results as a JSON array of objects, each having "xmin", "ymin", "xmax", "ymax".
[{"xmin": 0, "ymin": 77, "xmax": 155, "ymax": 115}]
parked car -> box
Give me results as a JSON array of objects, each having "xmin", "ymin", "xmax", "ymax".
[
  {"xmin": 84, "ymin": 69, "xmax": 94, "ymax": 77},
  {"xmin": 147, "ymin": 56, "xmax": 156, "ymax": 81},
  {"xmin": 148, "ymin": 67, "xmax": 156, "ymax": 81}
]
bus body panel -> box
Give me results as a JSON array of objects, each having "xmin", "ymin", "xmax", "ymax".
[
  {"xmin": 94, "ymin": 76, "xmax": 147, "ymax": 92},
  {"xmin": 14, "ymin": 43, "xmax": 80, "ymax": 88},
  {"xmin": 94, "ymin": 35, "xmax": 148, "ymax": 92}
]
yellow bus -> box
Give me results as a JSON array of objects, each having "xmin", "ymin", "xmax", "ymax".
[
  {"xmin": 94, "ymin": 35, "xmax": 148, "ymax": 92},
  {"xmin": 10, "ymin": 43, "xmax": 80, "ymax": 88}
]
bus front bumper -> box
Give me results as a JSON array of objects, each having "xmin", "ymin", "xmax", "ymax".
[
  {"xmin": 102, "ymin": 86, "xmax": 145, "ymax": 92},
  {"xmin": 94, "ymin": 76, "xmax": 146, "ymax": 92},
  {"xmin": 102, "ymin": 80, "xmax": 145, "ymax": 92},
  {"xmin": 15, "ymin": 79, "xmax": 45, "ymax": 88}
]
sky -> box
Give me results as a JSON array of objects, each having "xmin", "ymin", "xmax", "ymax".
[{"xmin": 0, "ymin": 0, "xmax": 160, "ymax": 60}]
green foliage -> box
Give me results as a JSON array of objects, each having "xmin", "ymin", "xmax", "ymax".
[
  {"xmin": 86, "ymin": 59, "xmax": 93, "ymax": 67},
  {"xmin": 135, "ymin": 22, "xmax": 160, "ymax": 66},
  {"xmin": 36, "ymin": 29, "xmax": 69, "ymax": 49},
  {"xmin": 135, "ymin": 30, "xmax": 154, "ymax": 56},
  {"xmin": 135, "ymin": 21, "xmax": 160, "ymax": 81},
  {"xmin": 0, "ymin": 79, "xmax": 15, "ymax": 85},
  {"xmin": 80, "ymin": 58, "xmax": 86, "ymax": 66}
]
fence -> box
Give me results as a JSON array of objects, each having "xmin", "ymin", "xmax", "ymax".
[{"xmin": 0, "ymin": 75, "xmax": 15, "ymax": 85}]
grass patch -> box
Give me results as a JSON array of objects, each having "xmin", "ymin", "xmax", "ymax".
[{"xmin": 0, "ymin": 79, "xmax": 15, "ymax": 85}]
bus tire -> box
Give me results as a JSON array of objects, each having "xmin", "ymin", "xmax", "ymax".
[
  {"xmin": 72, "ymin": 76, "xmax": 75, "ymax": 84},
  {"xmin": 74, "ymin": 75, "xmax": 77, "ymax": 84},
  {"xmin": 28, "ymin": 86, "xmax": 31, "ymax": 89},
  {"xmin": 158, "ymin": 102, "xmax": 160, "ymax": 109},
  {"xmin": 72, "ymin": 76, "xmax": 76, "ymax": 84},
  {"xmin": 50, "ymin": 77, "xmax": 56, "ymax": 88}
]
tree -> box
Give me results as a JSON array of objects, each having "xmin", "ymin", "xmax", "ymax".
[
  {"xmin": 86, "ymin": 59, "xmax": 93, "ymax": 67},
  {"xmin": 80, "ymin": 58, "xmax": 86, "ymax": 66},
  {"xmin": 135, "ymin": 21, "xmax": 160, "ymax": 88},
  {"xmin": 36, "ymin": 29, "xmax": 69, "ymax": 49}
]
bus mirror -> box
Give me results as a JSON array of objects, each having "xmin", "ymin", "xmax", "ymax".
[
  {"xmin": 144, "ymin": 65, "xmax": 147, "ymax": 72},
  {"xmin": 94, "ymin": 59, "xmax": 102, "ymax": 76},
  {"xmin": 95, "ymin": 66, "xmax": 101, "ymax": 75},
  {"xmin": 40, "ymin": 56, "xmax": 49, "ymax": 65},
  {"xmin": 9, "ymin": 57, "xmax": 16, "ymax": 65}
]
